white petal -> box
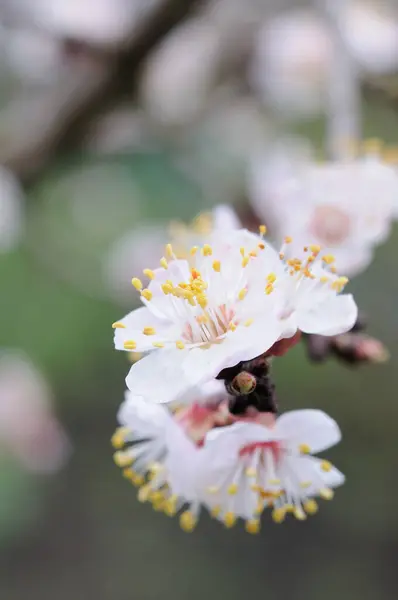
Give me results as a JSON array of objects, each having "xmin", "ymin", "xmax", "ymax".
[
  {"xmin": 283, "ymin": 455, "xmax": 345, "ymax": 496},
  {"xmin": 277, "ymin": 409, "xmax": 341, "ymax": 453},
  {"xmin": 212, "ymin": 204, "xmax": 241, "ymax": 231},
  {"xmin": 297, "ymin": 293, "xmax": 358, "ymax": 336}
]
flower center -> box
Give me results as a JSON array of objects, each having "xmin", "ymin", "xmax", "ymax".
[
  {"xmin": 310, "ymin": 205, "xmax": 351, "ymax": 246},
  {"xmin": 239, "ymin": 440, "xmax": 282, "ymax": 463}
]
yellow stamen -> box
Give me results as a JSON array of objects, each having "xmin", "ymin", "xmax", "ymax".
[
  {"xmin": 304, "ymin": 499, "xmax": 318, "ymax": 515},
  {"xmin": 265, "ymin": 284, "xmax": 274, "ymax": 295},
  {"xmin": 258, "ymin": 242, "xmax": 265, "ymax": 250},
  {"xmin": 299, "ymin": 443, "xmax": 311, "ymax": 454},
  {"xmin": 268, "ymin": 478, "xmax": 281, "ymax": 485},
  {"xmin": 229, "ymin": 322, "xmax": 237, "ymax": 332},
  {"xmin": 131, "ymin": 278, "xmax": 143, "ymax": 290},
  {"xmin": 227, "ymin": 484, "xmax": 238, "ymax": 496},
  {"xmin": 164, "ymin": 496, "xmax": 178, "ymax": 517},
  {"xmin": 223, "ymin": 512, "xmax": 237, "ymax": 528},
  {"xmin": 153, "ymin": 342, "xmax": 165, "ymax": 348},
  {"xmin": 272, "ymin": 507, "xmax": 286, "ymax": 523},
  {"xmin": 321, "ymin": 460, "xmax": 332, "ymax": 472},
  {"xmin": 124, "ymin": 341, "xmax": 137, "ymax": 350},
  {"xmin": 245, "ymin": 467, "xmax": 257, "ymax": 478},
  {"xmin": 300, "ymin": 481, "xmax": 312, "ymax": 489},
  {"xmin": 137, "ymin": 484, "xmax": 152, "ymax": 503},
  {"xmin": 161, "ymin": 282, "xmax": 173, "ymax": 295},
  {"xmin": 320, "ymin": 488, "xmax": 334, "ymax": 500},
  {"xmin": 111, "ymin": 427, "xmax": 130, "ymax": 449},
  {"xmin": 320, "ymin": 276, "xmax": 329, "ymax": 283},
  {"xmin": 293, "ymin": 507, "xmax": 307, "ymax": 521},
  {"xmin": 267, "ymin": 272, "xmax": 276, "ymax": 283},
  {"xmin": 160, "ymin": 257, "xmax": 168, "ymax": 269},
  {"xmin": 202, "ymin": 244, "xmax": 212, "ymax": 256},
  {"xmin": 244, "ymin": 318, "xmax": 254, "ymax": 327},
  {"xmin": 190, "ymin": 246, "xmax": 198, "ymax": 255},
  {"xmin": 245, "ymin": 519, "xmax": 261, "ymax": 534},
  {"xmin": 143, "ymin": 327, "xmax": 156, "ymax": 336},
  {"xmin": 309, "ymin": 244, "xmax": 321, "ymax": 255},
  {"xmin": 212, "ymin": 260, "xmax": 221, "ymax": 272},
  {"xmin": 141, "ymin": 289, "xmax": 152, "ymax": 301},
  {"xmin": 176, "ymin": 340, "xmax": 185, "ymax": 349},
  {"xmin": 143, "ymin": 268, "xmax": 155, "ymax": 280},
  {"xmin": 210, "ymin": 505, "xmax": 221, "ymax": 518},
  {"xmin": 238, "ymin": 288, "xmax": 247, "ymax": 301},
  {"xmin": 284, "ymin": 236, "xmax": 293, "ymax": 244},
  {"xmin": 180, "ymin": 510, "xmax": 197, "ymax": 532},
  {"xmin": 166, "ymin": 243, "xmax": 173, "ymax": 257},
  {"xmin": 113, "ymin": 451, "xmax": 133, "ymax": 468},
  {"xmin": 197, "ymin": 294, "xmax": 208, "ymax": 309},
  {"xmin": 242, "ymin": 256, "xmax": 249, "ymax": 267},
  {"xmin": 259, "ymin": 225, "xmax": 267, "ymax": 235},
  {"xmin": 322, "ymin": 254, "xmax": 335, "ymax": 265},
  {"xmin": 112, "ymin": 322, "xmax": 126, "ymax": 329}
]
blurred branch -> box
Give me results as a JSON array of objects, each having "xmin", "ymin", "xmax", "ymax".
[{"xmin": 0, "ymin": 0, "xmax": 206, "ymax": 184}]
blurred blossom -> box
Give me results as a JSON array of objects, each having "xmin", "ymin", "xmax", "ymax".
[
  {"xmin": 0, "ymin": 165, "xmax": 24, "ymax": 253},
  {"xmin": 1, "ymin": 26, "xmax": 62, "ymax": 84},
  {"xmin": 342, "ymin": 1, "xmax": 398, "ymax": 75},
  {"xmin": 24, "ymin": 0, "xmax": 160, "ymax": 48},
  {"xmin": 0, "ymin": 352, "xmax": 70, "ymax": 474},
  {"xmin": 85, "ymin": 107, "xmax": 153, "ymax": 154},
  {"xmin": 250, "ymin": 10, "xmax": 331, "ymax": 118},
  {"xmin": 103, "ymin": 204, "xmax": 241, "ymax": 305},
  {"xmin": 141, "ymin": 18, "xmax": 222, "ymax": 126},
  {"xmin": 249, "ymin": 141, "xmax": 398, "ymax": 277}
]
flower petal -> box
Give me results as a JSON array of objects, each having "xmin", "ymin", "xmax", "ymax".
[
  {"xmin": 277, "ymin": 409, "xmax": 341, "ymax": 453},
  {"xmin": 297, "ymin": 293, "xmax": 358, "ymax": 336}
]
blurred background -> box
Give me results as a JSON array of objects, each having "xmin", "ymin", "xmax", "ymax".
[{"xmin": 0, "ymin": 0, "xmax": 398, "ymax": 599}]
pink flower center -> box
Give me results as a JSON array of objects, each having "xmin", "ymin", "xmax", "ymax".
[{"xmin": 310, "ymin": 205, "xmax": 351, "ymax": 246}]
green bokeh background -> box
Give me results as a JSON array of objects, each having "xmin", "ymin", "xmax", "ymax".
[{"xmin": 1, "ymin": 96, "xmax": 398, "ymax": 600}]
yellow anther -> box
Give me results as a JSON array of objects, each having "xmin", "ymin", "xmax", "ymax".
[
  {"xmin": 240, "ymin": 247, "xmax": 245, "ymax": 256},
  {"xmin": 112, "ymin": 322, "xmax": 126, "ymax": 329},
  {"xmin": 176, "ymin": 340, "xmax": 185, "ymax": 350},
  {"xmin": 111, "ymin": 427, "xmax": 130, "ymax": 449},
  {"xmin": 272, "ymin": 507, "xmax": 286, "ymax": 523},
  {"xmin": 284, "ymin": 236, "xmax": 293, "ymax": 244},
  {"xmin": 122, "ymin": 468, "xmax": 134, "ymax": 481},
  {"xmin": 113, "ymin": 451, "xmax": 133, "ymax": 468},
  {"xmin": 267, "ymin": 272, "xmax": 277, "ymax": 283},
  {"xmin": 210, "ymin": 505, "xmax": 221, "ymax": 518},
  {"xmin": 259, "ymin": 225, "xmax": 267, "ymax": 235},
  {"xmin": 160, "ymin": 257, "xmax": 168, "ymax": 269},
  {"xmin": 255, "ymin": 500, "xmax": 265, "ymax": 515},
  {"xmin": 197, "ymin": 295, "xmax": 208, "ymax": 309},
  {"xmin": 258, "ymin": 242, "xmax": 265, "ymax": 250},
  {"xmin": 293, "ymin": 507, "xmax": 307, "ymax": 521},
  {"xmin": 244, "ymin": 318, "xmax": 254, "ymax": 327},
  {"xmin": 309, "ymin": 244, "xmax": 321, "ymax": 255},
  {"xmin": 196, "ymin": 314, "xmax": 209, "ymax": 324},
  {"xmin": 202, "ymin": 244, "xmax": 213, "ymax": 256},
  {"xmin": 322, "ymin": 254, "xmax": 335, "ymax": 265},
  {"xmin": 150, "ymin": 490, "xmax": 164, "ymax": 505},
  {"xmin": 238, "ymin": 288, "xmax": 247, "ymax": 301},
  {"xmin": 124, "ymin": 341, "xmax": 137, "ymax": 350},
  {"xmin": 284, "ymin": 504, "xmax": 294, "ymax": 513},
  {"xmin": 268, "ymin": 478, "xmax": 281, "ymax": 486},
  {"xmin": 304, "ymin": 499, "xmax": 318, "ymax": 515},
  {"xmin": 245, "ymin": 467, "xmax": 257, "ymax": 478},
  {"xmin": 212, "ymin": 260, "xmax": 221, "ymax": 272},
  {"xmin": 153, "ymin": 342, "xmax": 165, "ymax": 348},
  {"xmin": 300, "ymin": 481, "xmax": 312, "ymax": 489},
  {"xmin": 164, "ymin": 496, "xmax": 178, "ymax": 517},
  {"xmin": 190, "ymin": 246, "xmax": 198, "ymax": 255},
  {"xmin": 320, "ymin": 276, "xmax": 329, "ymax": 284},
  {"xmin": 207, "ymin": 486, "xmax": 219, "ymax": 494},
  {"xmin": 320, "ymin": 488, "xmax": 334, "ymax": 500},
  {"xmin": 331, "ymin": 276, "xmax": 349, "ymax": 291},
  {"xmin": 265, "ymin": 284, "xmax": 274, "ymax": 295},
  {"xmin": 245, "ymin": 519, "xmax": 261, "ymax": 534},
  {"xmin": 148, "ymin": 462, "xmax": 163, "ymax": 474},
  {"xmin": 242, "ymin": 256, "xmax": 250, "ymax": 267},
  {"xmin": 143, "ymin": 268, "xmax": 155, "ymax": 280},
  {"xmin": 138, "ymin": 484, "xmax": 152, "ymax": 503},
  {"xmin": 166, "ymin": 243, "xmax": 173, "ymax": 257},
  {"xmin": 279, "ymin": 252, "xmax": 285, "ymax": 260},
  {"xmin": 131, "ymin": 472, "xmax": 145, "ymax": 487},
  {"xmin": 330, "ymin": 266, "xmax": 337, "ymax": 274},
  {"xmin": 143, "ymin": 327, "xmax": 156, "ymax": 336},
  {"xmin": 180, "ymin": 510, "xmax": 197, "ymax": 532},
  {"xmin": 229, "ymin": 322, "xmax": 237, "ymax": 332},
  {"xmin": 227, "ymin": 483, "xmax": 238, "ymax": 496},
  {"xmin": 161, "ymin": 282, "xmax": 173, "ymax": 295},
  {"xmin": 131, "ymin": 278, "xmax": 143, "ymax": 290},
  {"xmin": 141, "ymin": 289, "xmax": 152, "ymax": 301},
  {"xmin": 299, "ymin": 443, "xmax": 311, "ymax": 454},
  {"xmin": 321, "ymin": 460, "xmax": 332, "ymax": 472},
  {"xmin": 249, "ymin": 250, "xmax": 258, "ymax": 258},
  {"xmin": 223, "ymin": 512, "xmax": 237, "ymax": 528}
]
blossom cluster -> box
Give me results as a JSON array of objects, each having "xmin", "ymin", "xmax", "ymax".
[{"xmin": 110, "ymin": 213, "xmax": 363, "ymax": 532}]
